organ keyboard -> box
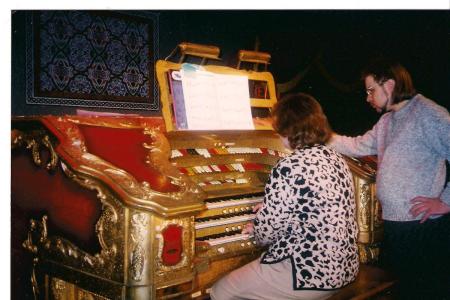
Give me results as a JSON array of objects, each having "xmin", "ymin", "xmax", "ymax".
[
  {"xmin": 202, "ymin": 233, "xmax": 254, "ymax": 247},
  {"xmin": 164, "ymin": 129, "xmax": 289, "ymax": 295},
  {"xmin": 195, "ymin": 212, "xmax": 256, "ymax": 237}
]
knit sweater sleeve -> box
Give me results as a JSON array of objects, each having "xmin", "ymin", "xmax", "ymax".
[
  {"xmin": 328, "ymin": 116, "xmax": 385, "ymax": 157},
  {"xmin": 419, "ymin": 102, "xmax": 450, "ymax": 205}
]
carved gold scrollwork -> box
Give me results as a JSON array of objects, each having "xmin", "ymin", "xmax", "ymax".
[
  {"xmin": 50, "ymin": 277, "xmax": 110, "ymax": 300},
  {"xmin": 26, "ymin": 139, "xmax": 42, "ymax": 166},
  {"xmin": 77, "ymin": 284, "xmax": 110, "ymax": 300},
  {"xmin": 11, "ymin": 129, "xmax": 24, "ymax": 148},
  {"xmin": 373, "ymin": 197, "xmax": 383, "ymax": 227},
  {"xmin": 12, "ymin": 129, "xmax": 59, "ymax": 171},
  {"xmin": 78, "ymin": 289, "xmax": 96, "ymax": 300},
  {"xmin": 130, "ymin": 213, "xmax": 149, "ymax": 281},
  {"xmin": 358, "ymin": 182, "xmax": 371, "ymax": 231},
  {"xmin": 41, "ymin": 135, "xmax": 59, "ymax": 170},
  {"xmin": 358, "ymin": 244, "xmax": 369, "ymax": 264},
  {"xmin": 96, "ymin": 202, "xmax": 119, "ymax": 260},
  {"xmin": 143, "ymin": 127, "xmax": 204, "ymax": 199},
  {"xmin": 21, "ymin": 162, "xmax": 122, "ymax": 284},
  {"xmin": 23, "ymin": 219, "xmax": 39, "ymax": 255},
  {"xmin": 358, "ymin": 244, "xmax": 379, "ymax": 264},
  {"xmin": 61, "ymin": 162, "xmax": 120, "ymax": 269},
  {"xmin": 51, "ymin": 278, "xmax": 68, "ymax": 300},
  {"xmin": 81, "ymin": 151, "xmax": 189, "ymax": 202},
  {"xmin": 22, "ymin": 215, "xmax": 49, "ymax": 300},
  {"xmin": 56, "ymin": 117, "xmax": 88, "ymax": 153}
]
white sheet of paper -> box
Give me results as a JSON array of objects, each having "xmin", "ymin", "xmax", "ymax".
[{"xmin": 181, "ymin": 69, "xmax": 254, "ymax": 130}]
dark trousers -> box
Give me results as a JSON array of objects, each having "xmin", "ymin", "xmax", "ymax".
[{"xmin": 380, "ymin": 214, "xmax": 450, "ymax": 299}]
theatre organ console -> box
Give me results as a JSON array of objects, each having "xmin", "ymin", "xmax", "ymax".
[{"xmin": 11, "ymin": 43, "xmax": 382, "ymax": 300}]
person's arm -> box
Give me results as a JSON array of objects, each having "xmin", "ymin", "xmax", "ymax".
[
  {"xmin": 328, "ymin": 120, "xmax": 382, "ymax": 157},
  {"xmin": 252, "ymin": 163, "xmax": 295, "ymax": 246},
  {"xmin": 409, "ymin": 103, "xmax": 450, "ymax": 222}
]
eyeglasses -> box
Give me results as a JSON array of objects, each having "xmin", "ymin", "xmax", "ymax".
[
  {"xmin": 365, "ymin": 86, "xmax": 375, "ymax": 96},
  {"xmin": 365, "ymin": 80, "xmax": 386, "ymax": 96}
]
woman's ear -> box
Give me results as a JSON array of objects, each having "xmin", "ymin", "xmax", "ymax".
[{"xmin": 385, "ymin": 79, "xmax": 396, "ymax": 93}]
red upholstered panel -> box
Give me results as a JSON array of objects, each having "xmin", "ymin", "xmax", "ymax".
[
  {"xmin": 78, "ymin": 125, "xmax": 178, "ymax": 193},
  {"xmin": 161, "ymin": 224, "xmax": 183, "ymax": 266},
  {"xmin": 11, "ymin": 149, "xmax": 102, "ymax": 253}
]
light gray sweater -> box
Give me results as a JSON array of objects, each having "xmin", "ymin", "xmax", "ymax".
[{"xmin": 330, "ymin": 94, "xmax": 450, "ymax": 221}]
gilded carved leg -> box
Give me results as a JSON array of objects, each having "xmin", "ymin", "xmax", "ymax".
[{"xmin": 22, "ymin": 216, "xmax": 49, "ymax": 300}]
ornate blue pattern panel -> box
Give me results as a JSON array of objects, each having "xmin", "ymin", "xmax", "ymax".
[{"xmin": 26, "ymin": 11, "xmax": 159, "ymax": 110}]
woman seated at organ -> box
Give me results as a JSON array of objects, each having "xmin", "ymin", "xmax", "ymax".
[{"xmin": 210, "ymin": 93, "xmax": 359, "ymax": 300}]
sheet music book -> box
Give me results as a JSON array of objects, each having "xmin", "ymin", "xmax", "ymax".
[{"xmin": 178, "ymin": 66, "xmax": 254, "ymax": 130}]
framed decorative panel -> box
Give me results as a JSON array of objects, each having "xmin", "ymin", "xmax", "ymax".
[{"xmin": 26, "ymin": 11, "xmax": 159, "ymax": 110}]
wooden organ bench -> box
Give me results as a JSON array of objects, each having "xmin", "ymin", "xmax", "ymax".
[
  {"xmin": 12, "ymin": 44, "xmax": 392, "ymax": 300},
  {"xmin": 328, "ymin": 264, "xmax": 395, "ymax": 300}
]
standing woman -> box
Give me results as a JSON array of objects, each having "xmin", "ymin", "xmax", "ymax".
[
  {"xmin": 210, "ymin": 93, "xmax": 359, "ymax": 300},
  {"xmin": 329, "ymin": 59, "xmax": 450, "ymax": 298}
]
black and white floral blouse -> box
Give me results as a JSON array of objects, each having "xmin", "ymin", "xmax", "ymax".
[{"xmin": 254, "ymin": 144, "xmax": 359, "ymax": 290}]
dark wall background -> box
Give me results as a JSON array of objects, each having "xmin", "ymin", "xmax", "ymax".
[
  {"xmin": 12, "ymin": 10, "xmax": 450, "ymax": 136},
  {"xmin": 9, "ymin": 10, "xmax": 450, "ymax": 299}
]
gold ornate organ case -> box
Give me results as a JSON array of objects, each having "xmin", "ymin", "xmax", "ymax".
[{"xmin": 11, "ymin": 44, "xmax": 382, "ymax": 300}]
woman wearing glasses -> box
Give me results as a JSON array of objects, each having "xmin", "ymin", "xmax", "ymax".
[{"xmin": 330, "ymin": 59, "xmax": 450, "ymax": 299}]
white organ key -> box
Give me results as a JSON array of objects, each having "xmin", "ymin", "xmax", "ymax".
[
  {"xmin": 202, "ymin": 165, "xmax": 212, "ymax": 173},
  {"xmin": 207, "ymin": 233, "xmax": 253, "ymax": 246},
  {"xmin": 211, "ymin": 165, "xmax": 221, "ymax": 172},
  {"xmin": 196, "ymin": 148, "xmax": 211, "ymax": 158},
  {"xmin": 195, "ymin": 214, "xmax": 255, "ymax": 229},
  {"xmin": 231, "ymin": 163, "xmax": 245, "ymax": 172},
  {"xmin": 206, "ymin": 196, "xmax": 263, "ymax": 209},
  {"xmin": 194, "ymin": 166, "xmax": 203, "ymax": 174},
  {"xmin": 235, "ymin": 178, "xmax": 248, "ymax": 184},
  {"xmin": 171, "ymin": 149, "xmax": 183, "ymax": 158}
]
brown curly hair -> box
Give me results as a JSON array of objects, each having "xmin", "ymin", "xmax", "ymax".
[{"xmin": 272, "ymin": 93, "xmax": 332, "ymax": 149}]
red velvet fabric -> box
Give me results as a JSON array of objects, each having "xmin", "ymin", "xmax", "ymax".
[
  {"xmin": 11, "ymin": 149, "xmax": 102, "ymax": 252},
  {"xmin": 161, "ymin": 224, "xmax": 183, "ymax": 266},
  {"xmin": 78, "ymin": 124, "xmax": 178, "ymax": 192}
]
